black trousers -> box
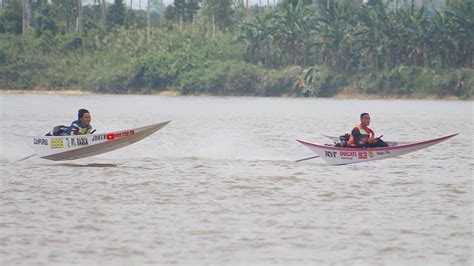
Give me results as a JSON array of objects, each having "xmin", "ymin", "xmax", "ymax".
[{"xmin": 366, "ymin": 139, "xmax": 389, "ymax": 148}]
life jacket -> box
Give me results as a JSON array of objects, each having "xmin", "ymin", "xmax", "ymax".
[
  {"xmin": 348, "ymin": 124, "xmax": 374, "ymax": 147},
  {"xmin": 67, "ymin": 120, "xmax": 93, "ymax": 135}
]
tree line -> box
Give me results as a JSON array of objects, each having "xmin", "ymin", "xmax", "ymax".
[{"xmin": 0, "ymin": 0, "xmax": 472, "ymax": 98}]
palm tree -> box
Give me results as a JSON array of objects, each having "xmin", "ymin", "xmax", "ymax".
[
  {"xmin": 355, "ymin": 5, "xmax": 393, "ymax": 71},
  {"xmin": 273, "ymin": 1, "xmax": 309, "ymax": 65},
  {"xmin": 315, "ymin": 3, "xmax": 355, "ymax": 72},
  {"xmin": 395, "ymin": 7, "xmax": 430, "ymax": 67},
  {"xmin": 22, "ymin": 0, "xmax": 32, "ymax": 44},
  {"xmin": 147, "ymin": 0, "xmax": 151, "ymax": 43},
  {"xmin": 238, "ymin": 13, "xmax": 276, "ymax": 65},
  {"xmin": 101, "ymin": 0, "xmax": 106, "ymax": 28},
  {"xmin": 444, "ymin": 0, "xmax": 473, "ymax": 67},
  {"xmin": 77, "ymin": 0, "xmax": 83, "ymax": 35}
]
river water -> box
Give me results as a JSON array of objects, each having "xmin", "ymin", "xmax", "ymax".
[{"xmin": 0, "ymin": 94, "xmax": 472, "ymax": 265}]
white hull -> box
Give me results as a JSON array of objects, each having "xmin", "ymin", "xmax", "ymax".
[
  {"xmin": 28, "ymin": 121, "xmax": 170, "ymax": 161},
  {"xmin": 297, "ymin": 134, "xmax": 458, "ymax": 165}
]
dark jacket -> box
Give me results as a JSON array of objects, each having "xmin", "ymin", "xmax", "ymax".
[{"xmin": 67, "ymin": 120, "xmax": 93, "ymax": 135}]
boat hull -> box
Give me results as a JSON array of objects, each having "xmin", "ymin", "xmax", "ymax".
[
  {"xmin": 28, "ymin": 121, "xmax": 170, "ymax": 161},
  {"xmin": 297, "ymin": 134, "xmax": 458, "ymax": 165}
]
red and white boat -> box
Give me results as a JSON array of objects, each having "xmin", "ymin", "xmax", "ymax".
[{"xmin": 297, "ymin": 134, "xmax": 458, "ymax": 165}]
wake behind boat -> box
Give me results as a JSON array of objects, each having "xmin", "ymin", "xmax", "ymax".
[
  {"xmin": 297, "ymin": 133, "xmax": 458, "ymax": 165},
  {"xmin": 27, "ymin": 121, "xmax": 170, "ymax": 161}
]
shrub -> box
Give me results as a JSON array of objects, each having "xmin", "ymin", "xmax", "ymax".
[
  {"xmin": 178, "ymin": 60, "xmax": 261, "ymax": 95},
  {"xmin": 258, "ymin": 67, "xmax": 302, "ymax": 96}
]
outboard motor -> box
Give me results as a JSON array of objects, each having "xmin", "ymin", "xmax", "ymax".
[
  {"xmin": 334, "ymin": 133, "xmax": 350, "ymax": 147},
  {"xmin": 45, "ymin": 125, "xmax": 69, "ymax": 136}
]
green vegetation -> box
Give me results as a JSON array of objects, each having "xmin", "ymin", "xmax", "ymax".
[{"xmin": 0, "ymin": 0, "xmax": 472, "ymax": 99}]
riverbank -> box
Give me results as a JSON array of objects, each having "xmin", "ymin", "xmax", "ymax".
[
  {"xmin": 2, "ymin": 88, "xmax": 471, "ymax": 100},
  {"xmin": 0, "ymin": 89, "xmax": 91, "ymax": 95},
  {"xmin": 332, "ymin": 90, "xmax": 469, "ymax": 100},
  {"xmin": 2, "ymin": 31, "xmax": 472, "ymax": 100},
  {"xmin": 0, "ymin": 89, "xmax": 178, "ymax": 96},
  {"xmin": 2, "ymin": 62, "xmax": 472, "ymax": 100}
]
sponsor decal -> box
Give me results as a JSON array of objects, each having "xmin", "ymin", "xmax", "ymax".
[
  {"xmin": 33, "ymin": 138, "xmax": 48, "ymax": 145},
  {"xmin": 76, "ymin": 137, "xmax": 88, "ymax": 146},
  {"xmin": 339, "ymin": 151, "xmax": 357, "ymax": 160},
  {"xmin": 340, "ymin": 151, "xmax": 357, "ymax": 157},
  {"xmin": 51, "ymin": 138, "xmax": 64, "ymax": 149},
  {"xmin": 106, "ymin": 134, "xmax": 115, "ymax": 140},
  {"xmin": 368, "ymin": 151, "xmax": 374, "ymax": 158},
  {"xmin": 106, "ymin": 130, "xmax": 135, "ymax": 141},
  {"xmin": 92, "ymin": 134, "xmax": 106, "ymax": 142},
  {"xmin": 325, "ymin": 151, "xmax": 337, "ymax": 158},
  {"xmin": 65, "ymin": 137, "xmax": 89, "ymax": 148},
  {"xmin": 376, "ymin": 151, "xmax": 386, "ymax": 156},
  {"xmin": 358, "ymin": 152, "xmax": 368, "ymax": 159}
]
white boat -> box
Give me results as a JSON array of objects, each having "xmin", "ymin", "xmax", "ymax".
[
  {"xmin": 297, "ymin": 133, "xmax": 458, "ymax": 165},
  {"xmin": 27, "ymin": 121, "xmax": 170, "ymax": 161}
]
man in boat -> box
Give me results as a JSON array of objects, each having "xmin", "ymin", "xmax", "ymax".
[
  {"xmin": 67, "ymin": 109, "xmax": 94, "ymax": 135},
  {"xmin": 348, "ymin": 113, "xmax": 388, "ymax": 148}
]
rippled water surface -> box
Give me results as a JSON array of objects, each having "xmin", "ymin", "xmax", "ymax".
[{"xmin": 0, "ymin": 94, "xmax": 472, "ymax": 265}]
